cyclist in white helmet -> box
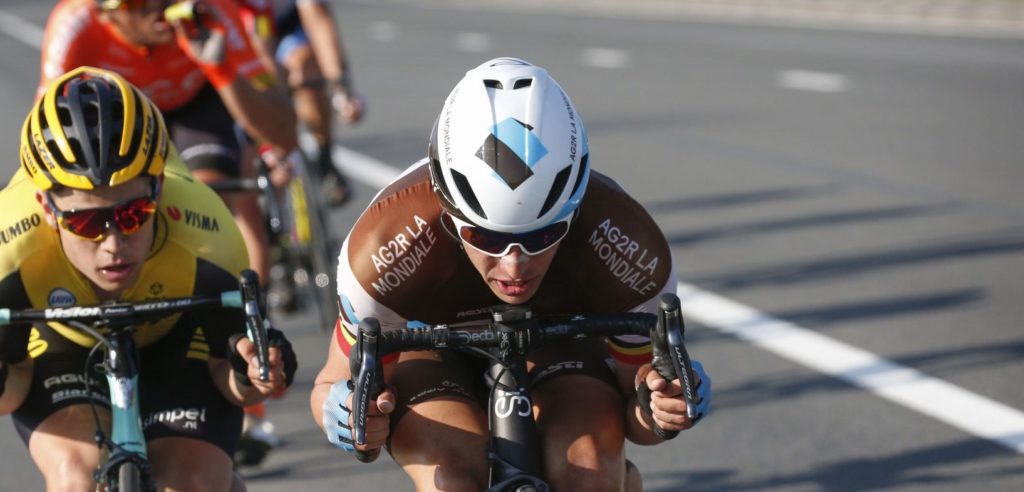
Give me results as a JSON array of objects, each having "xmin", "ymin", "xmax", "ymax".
[{"xmin": 311, "ymin": 58, "xmax": 711, "ymax": 490}]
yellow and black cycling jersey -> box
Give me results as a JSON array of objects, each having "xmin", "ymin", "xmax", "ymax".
[{"xmin": 0, "ymin": 151, "xmax": 249, "ymax": 359}]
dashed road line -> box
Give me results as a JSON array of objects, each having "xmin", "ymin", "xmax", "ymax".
[
  {"xmin": 777, "ymin": 70, "xmax": 850, "ymax": 93},
  {"xmin": 453, "ymin": 32, "xmax": 491, "ymax": 53},
  {"xmin": 581, "ymin": 48, "xmax": 630, "ymax": 69}
]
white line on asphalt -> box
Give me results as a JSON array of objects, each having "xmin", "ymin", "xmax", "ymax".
[
  {"xmin": 581, "ymin": 48, "xmax": 630, "ymax": 69},
  {"xmin": 0, "ymin": 10, "xmax": 43, "ymax": 50},
  {"xmin": 7, "ymin": 7, "xmax": 1022, "ymax": 456},
  {"xmin": 778, "ymin": 70, "xmax": 850, "ymax": 93},
  {"xmin": 318, "ymin": 140, "xmax": 1024, "ymax": 456},
  {"xmin": 454, "ymin": 32, "xmax": 491, "ymax": 53}
]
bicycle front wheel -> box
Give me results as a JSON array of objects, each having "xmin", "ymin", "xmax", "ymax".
[
  {"xmin": 115, "ymin": 462, "xmax": 142, "ymax": 492},
  {"xmin": 287, "ymin": 159, "xmax": 340, "ymax": 332}
]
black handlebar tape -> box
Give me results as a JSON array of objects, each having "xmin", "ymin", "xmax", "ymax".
[
  {"xmin": 240, "ymin": 269, "xmax": 270, "ymax": 382},
  {"xmin": 352, "ymin": 318, "xmax": 384, "ymax": 463}
]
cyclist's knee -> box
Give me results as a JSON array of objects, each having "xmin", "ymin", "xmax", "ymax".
[
  {"xmin": 149, "ymin": 438, "xmax": 234, "ymax": 492},
  {"xmin": 41, "ymin": 455, "xmax": 96, "ymax": 492},
  {"xmin": 408, "ymin": 461, "xmax": 487, "ymax": 492},
  {"xmin": 29, "ymin": 407, "xmax": 103, "ymax": 491}
]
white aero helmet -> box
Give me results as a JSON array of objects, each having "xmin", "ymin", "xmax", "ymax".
[{"xmin": 428, "ymin": 57, "xmax": 590, "ymax": 234}]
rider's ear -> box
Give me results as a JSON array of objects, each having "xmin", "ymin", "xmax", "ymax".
[{"xmin": 35, "ymin": 190, "xmax": 58, "ymax": 229}]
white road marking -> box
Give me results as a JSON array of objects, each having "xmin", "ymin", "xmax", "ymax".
[
  {"xmin": 581, "ymin": 48, "xmax": 630, "ymax": 69},
  {"xmin": 0, "ymin": 10, "xmax": 43, "ymax": 50},
  {"xmin": 454, "ymin": 32, "xmax": 491, "ymax": 53},
  {"xmin": 369, "ymin": 21, "xmax": 397, "ymax": 42},
  {"xmin": 6, "ymin": 7, "xmax": 1022, "ymax": 456},
  {"xmin": 778, "ymin": 69, "xmax": 850, "ymax": 93}
]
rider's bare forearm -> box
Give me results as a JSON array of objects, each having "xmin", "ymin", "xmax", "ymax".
[
  {"xmin": 216, "ymin": 78, "xmax": 298, "ymax": 151},
  {"xmin": 297, "ymin": 2, "xmax": 347, "ymax": 83}
]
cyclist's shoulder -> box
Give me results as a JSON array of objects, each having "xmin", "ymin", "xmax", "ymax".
[
  {"xmin": 348, "ymin": 159, "xmax": 443, "ymax": 243},
  {"xmin": 45, "ymin": 0, "xmax": 102, "ymax": 39},
  {"xmin": 0, "ymin": 170, "xmax": 58, "ymax": 281},
  {"xmin": 339, "ymin": 159, "xmax": 466, "ymax": 317},
  {"xmin": 546, "ymin": 170, "xmax": 675, "ymax": 308},
  {"xmin": 154, "ymin": 156, "xmax": 250, "ymax": 277}
]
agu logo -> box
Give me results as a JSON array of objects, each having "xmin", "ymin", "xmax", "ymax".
[{"xmin": 47, "ymin": 288, "xmax": 76, "ymax": 307}]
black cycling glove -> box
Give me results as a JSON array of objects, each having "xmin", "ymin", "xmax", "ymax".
[
  {"xmin": 227, "ymin": 328, "xmax": 298, "ymax": 388},
  {"xmin": 268, "ymin": 328, "xmax": 298, "ymax": 387}
]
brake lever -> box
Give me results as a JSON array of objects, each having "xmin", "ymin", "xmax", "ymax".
[
  {"xmin": 639, "ymin": 293, "xmax": 697, "ymax": 440},
  {"xmin": 239, "ymin": 269, "xmax": 270, "ymax": 382},
  {"xmin": 350, "ymin": 317, "xmax": 384, "ymax": 463},
  {"xmin": 657, "ymin": 293, "xmax": 698, "ymax": 419}
]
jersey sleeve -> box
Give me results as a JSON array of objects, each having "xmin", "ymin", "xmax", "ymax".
[{"xmin": 334, "ymin": 239, "xmax": 407, "ymax": 365}]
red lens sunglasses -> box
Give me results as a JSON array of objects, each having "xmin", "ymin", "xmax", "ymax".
[{"xmin": 45, "ymin": 179, "xmax": 160, "ymax": 242}]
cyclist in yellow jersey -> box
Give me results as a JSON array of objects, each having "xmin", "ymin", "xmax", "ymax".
[{"xmin": 0, "ymin": 67, "xmax": 297, "ymax": 491}]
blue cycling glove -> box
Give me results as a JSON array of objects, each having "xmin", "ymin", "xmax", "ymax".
[
  {"xmin": 322, "ymin": 379, "xmax": 356, "ymax": 453},
  {"xmin": 691, "ymin": 359, "xmax": 711, "ymax": 423}
]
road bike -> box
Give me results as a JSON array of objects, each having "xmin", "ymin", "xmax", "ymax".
[
  {"xmin": 349, "ymin": 293, "xmax": 700, "ymax": 491},
  {"xmin": 210, "ymin": 152, "xmax": 339, "ymax": 333},
  {"xmin": 0, "ymin": 270, "xmax": 271, "ymax": 492}
]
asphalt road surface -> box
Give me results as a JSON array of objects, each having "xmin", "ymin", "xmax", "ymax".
[{"xmin": 1, "ymin": 1, "xmax": 1022, "ymax": 490}]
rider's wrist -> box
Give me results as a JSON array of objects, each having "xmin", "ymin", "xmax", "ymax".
[{"xmin": 227, "ymin": 334, "xmax": 253, "ymax": 387}]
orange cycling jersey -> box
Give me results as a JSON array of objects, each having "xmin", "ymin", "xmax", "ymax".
[{"xmin": 40, "ymin": 0, "xmax": 271, "ymax": 111}]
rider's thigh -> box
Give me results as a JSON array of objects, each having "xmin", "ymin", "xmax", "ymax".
[
  {"xmin": 533, "ymin": 374, "xmax": 628, "ymax": 492},
  {"xmin": 388, "ymin": 350, "xmax": 490, "ymax": 492},
  {"xmin": 148, "ymin": 436, "xmax": 234, "ymax": 492},
  {"xmin": 27, "ymin": 404, "xmax": 108, "ymax": 492}
]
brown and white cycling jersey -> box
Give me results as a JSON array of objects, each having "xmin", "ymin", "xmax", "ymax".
[{"xmin": 335, "ymin": 160, "xmax": 676, "ymax": 365}]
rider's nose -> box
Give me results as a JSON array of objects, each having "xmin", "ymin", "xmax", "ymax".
[{"xmin": 499, "ymin": 246, "xmax": 530, "ymax": 275}]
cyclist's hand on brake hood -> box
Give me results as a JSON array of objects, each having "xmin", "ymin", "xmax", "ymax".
[
  {"xmin": 637, "ymin": 359, "xmax": 711, "ymax": 433},
  {"xmin": 322, "ymin": 380, "xmax": 395, "ymax": 455},
  {"xmin": 230, "ymin": 329, "xmax": 298, "ymax": 397}
]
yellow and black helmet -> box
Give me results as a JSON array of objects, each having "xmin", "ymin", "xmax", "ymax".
[{"xmin": 20, "ymin": 66, "xmax": 168, "ymax": 190}]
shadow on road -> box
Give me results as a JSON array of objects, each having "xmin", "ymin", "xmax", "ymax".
[{"xmin": 643, "ymin": 436, "xmax": 1024, "ymax": 491}]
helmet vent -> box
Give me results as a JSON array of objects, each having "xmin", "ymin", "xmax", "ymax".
[
  {"xmin": 483, "ymin": 80, "xmax": 503, "ymax": 90},
  {"xmin": 538, "ymin": 166, "xmax": 572, "ymax": 218},
  {"xmin": 569, "ymin": 153, "xmax": 589, "ymax": 198},
  {"xmin": 451, "ymin": 169, "xmax": 487, "ymax": 219},
  {"xmin": 66, "ymin": 139, "xmax": 87, "ymax": 171},
  {"xmin": 513, "ymin": 78, "xmax": 533, "ymax": 89}
]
